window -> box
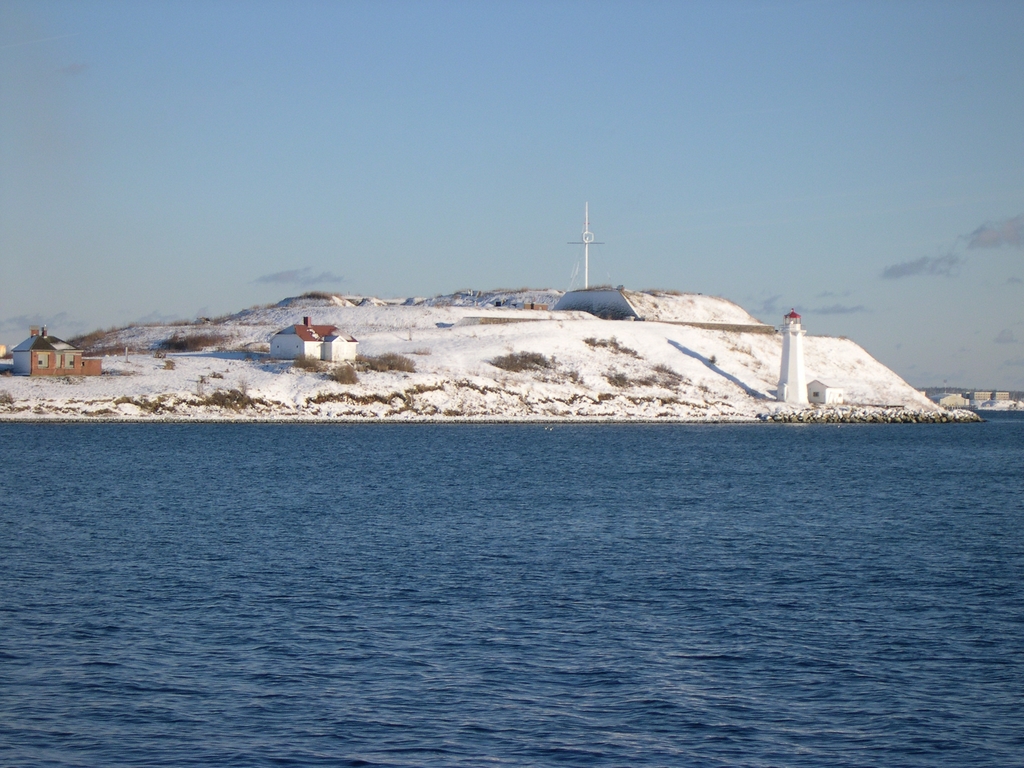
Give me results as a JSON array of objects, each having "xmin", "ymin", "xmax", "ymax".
[{"xmin": 37, "ymin": 353, "xmax": 49, "ymax": 368}]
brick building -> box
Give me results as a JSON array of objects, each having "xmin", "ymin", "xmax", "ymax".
[{"xmin": 12, "ymin": 327, "xmax": 102, "ymax": 376}]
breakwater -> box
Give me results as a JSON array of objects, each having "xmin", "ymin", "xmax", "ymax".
[{"xmin": 759, "ymin": 407, "xmax": 981, "ymax": 424}]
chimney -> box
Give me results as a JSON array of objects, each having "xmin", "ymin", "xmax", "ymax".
[
  {"xmin": 41, "ymin": 325, "xmax": 47, "ymax": 337},
  {"xmin": 30, "ymin": 326, "xmax": 40, "ymax": 337},
  {"xmin": 303, "ymin": 316, "xmax": 311, "ymax": 326}
]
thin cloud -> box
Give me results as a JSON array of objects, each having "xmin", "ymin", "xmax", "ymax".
[
  {"xmin": 58, "ymin": 62, "xmax": 88, "ymax": 76},
  {"xmin": 995, "ymin": 329, "xmax": 1019, "ymax": 345},
  {"xmin": 1008, "ymin": 277, "xmax": 1022, "ymax": 285},
  {"xmin": 1004, "ymin": 357, "xmax": 1024, "ymax": 367},
  {"xmin": 881, "ymin": 254, "xmax": 961, "ymax": 279},
  {"xmin": 968, "ymin": 215, "xmax": 1023, "ymax": 249},
  {"xmin": 254, "ymin": 268, "xmax": 345, "ymax": 286},
  {"xmin": 816, "ymin": 290, "xmax": 851, "ymax": 299},
  {"xmin": 750, "ymin": 294, "xmax": 782, "ymax": 317},
  {"xmin": 813, "ymin": 304, "xmax": 867, "ymax": 315},
  {"xmin": 1, "ymin": 312, "xmax": 74, "ymax": 335}
]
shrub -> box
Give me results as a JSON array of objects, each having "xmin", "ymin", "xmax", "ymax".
[
  {"xmin": 163, "ymin": 359, "xmax": 176, "ymax": 370},
  {"xmin": 0, "ymin": 391, "xmax": 14, "ymax": 406},
  {"xmin": 328, "ymin": 364, "xmax": 358, "ymax": 384},
  {"xmin": 652, "ymin": 364, "xmax": 683, "ymax": 385},
  {"xmin": 357, "ymin": 353, "xmax": 416, "ymax": 373},
  {"xmin": 489, "ymin": 352, "xmax": 552, "ymax": 372},
  {"xmin": 583, "ymin": 337, "xmax": 639, "ymax": 357},
  {"xmin": 292, "ymin": 355, "xmax": 324, "ymax": 371},
  {"xmin": 606, "ymin": 371, "xmax": 631, "ymax": 388},
  {"xmin": 160, "ymin": 332, "xmax": 225, "ymax": 352},
  {"xmin": 203, "ymin": 389, "xmax": 255, "ymax": 410}
]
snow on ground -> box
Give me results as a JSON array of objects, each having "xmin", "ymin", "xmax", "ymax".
[{"xmin": 0, "ymin": 290, "xmax": 942, "ymax": 421}]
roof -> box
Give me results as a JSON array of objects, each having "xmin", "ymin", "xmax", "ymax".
[
  {"xmin": 12, "ymin": 334, "xmax": 79, "ymax": 353},
  {"xmin": 324, "ymin": 333, "xmax": 357, "ymax": 343},
  {"xmin": 273, "ymin": 323, "xmax": 338, "ymax": 342},
  {"xmin": 807, "ymin": 379, "xmax": 838, "ymax": 389},
  {"xmin": 785, "ymin": 309, "xmax": 801, "ymax": 319}
]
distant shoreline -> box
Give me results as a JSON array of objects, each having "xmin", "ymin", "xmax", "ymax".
[{"xmin": 0, "ymin": 409, "xmax": 983, "ymax": 425}]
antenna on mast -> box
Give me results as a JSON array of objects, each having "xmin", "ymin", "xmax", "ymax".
[{"xmin": 568, "ymin": 202, "xmax": 604, "ymax": 289}]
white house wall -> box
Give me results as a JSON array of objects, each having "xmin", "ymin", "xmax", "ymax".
[
  {"xmin": 321, "ymin": 340, "xmax": 358, "ymax": 362},
  {"xmin": 270, "ymin": 334, "xmax": 313, "ymax": 360},
  {"xmin": 12, "ymin": 350, "xmax": 30, "ymax": 375}
]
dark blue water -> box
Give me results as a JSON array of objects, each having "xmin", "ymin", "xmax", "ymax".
[{"xmin": 2, "ymin": 417, "xmax": 1023, "ymax": 767}]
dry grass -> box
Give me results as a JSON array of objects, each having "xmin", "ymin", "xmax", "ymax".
[
  {"xmin": 203, "ymin": 389, "xmax": 257, "ymax": 410},
  {"xmin": 300, "ymin": 291, "xmax": 339, "ymax": 300},
  {"xmin": 606, "ymin": 364, "xmax": 685, "ymax": 390},
  {"xmin": 0, "ymin": 391, "xmax": 14, "ymax": 406},
  {"xmin": 357, "ymin": 353, "xmax": 416, "ymax": 373},
  {"xmin": 163, "ymin": 360, "xmax": 175, "ymax": 370},
  {"xmin": 328, "ymin": 364, "xmax": 358, "ymax": 384},
  {"xmin": 490, "ymin": 352, "xmax": 553, "ymax": 372},
  {"xmin": 292, "ymin": 355, "xmax": 325, "ymax": 372},
  {"xmin": 160, "ymin": 332, "xmax": 226, "ymax": 352},
  {"xmin": 584, "ymin": 337, "xmax": 639, "ymax": 357}
]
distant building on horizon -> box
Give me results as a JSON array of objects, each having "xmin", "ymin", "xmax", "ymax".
[{"xmin": 929, "ymin": 392, "xmax": 969, "ymax": 408}]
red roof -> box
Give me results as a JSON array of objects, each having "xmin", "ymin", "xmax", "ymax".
[
  {"xmin": 785, "ymin": 309, "xmax": 801, "ymax": 319},
  {"xmin": 293, "ymin": 324, "xmax": 337, "ymax": 342}
]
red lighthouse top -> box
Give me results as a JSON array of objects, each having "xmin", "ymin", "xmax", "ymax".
[{"xmin": 784, "ymin": 308, "xmax": 801, "ymax": 320}]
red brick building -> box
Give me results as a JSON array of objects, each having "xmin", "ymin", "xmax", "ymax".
[{"xmin": 12, "ymin": 327, "xmax": 102, "ymax": 376}]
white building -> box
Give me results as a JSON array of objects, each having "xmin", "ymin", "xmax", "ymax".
[
  {"xmin": 270, "ymin": 317, "xmax": 358, "ymax": 362},
  {"xmin": 929, "ymin": 392, "xmax": 968, "ymax": 408},
  {"xmin": 777, "ymin": 309, "xmax": 807, "ymax": 404},
  {"xmin": 807, "ymin": 379, "xmax": 844, "ymax": 405}
]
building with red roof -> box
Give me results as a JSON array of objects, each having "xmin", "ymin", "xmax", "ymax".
[{"xmin": 270, "ymin": 317, "xmax": 358, "ymax": 362}]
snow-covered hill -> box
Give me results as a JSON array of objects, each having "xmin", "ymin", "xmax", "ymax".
[{"xmin": 0, "ymin": 289, "xmax": 966, "ymax": 422}]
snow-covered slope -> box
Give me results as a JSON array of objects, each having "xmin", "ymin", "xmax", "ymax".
[{"xmin": 0, "ymin": 290, "xmax": 953, "ymax": 421}]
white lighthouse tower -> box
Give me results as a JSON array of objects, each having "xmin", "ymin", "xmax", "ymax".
[{"xmin": 777, "ymin": 309, "xmax": 808, "ymax": 404}]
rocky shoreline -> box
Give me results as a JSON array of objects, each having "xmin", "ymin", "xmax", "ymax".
[{"xmin": 759, "ymin": 407, "xmax": 981, "ymax": 424}]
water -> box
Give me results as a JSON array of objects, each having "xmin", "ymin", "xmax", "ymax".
[{"xmin": 2, "ymin": 417, "xmax": 1023, "ymax": 767}]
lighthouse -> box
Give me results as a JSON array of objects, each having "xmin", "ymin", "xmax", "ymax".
[{"xmin": 777, "ymin": 309, "xmax": 808, "ymax": 404}]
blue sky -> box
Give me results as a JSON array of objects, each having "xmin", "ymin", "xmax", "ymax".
[{"xmin": 2, "ymin": 0, "xmax": 1023, "ymax": 387}]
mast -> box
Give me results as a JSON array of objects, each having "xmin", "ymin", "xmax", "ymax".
[{"xmin": 568, "ymin": 202, "xmax": 603, "ymax": 289}]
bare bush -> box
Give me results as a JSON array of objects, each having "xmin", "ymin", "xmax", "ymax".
[
  {"xmin": 0, "ymin": 391, "xmax": 14, "ymax": 406},
  {"xmin": 489, "ymin": 352, "xmax": 553, "ymax": 372},
  {"xmin": 606, "ymin": 371, "xmax": 631, "ymax": 388},
  {"xmin": 163, "ymin": 359, "xmax": 176, "ymax": 370},
  {"xmin": 583, "ymin": 337, "xmax": 639, "ymax": 357},
  {"xmin": 292, "ymin": 355, "xmax": 325, "ymax": 372},
  {"xmin": 357, "ymin": 353, "xmax": 416, "ymax": 373},
  {"xmin": 328, "ymin": 364, "xmax": 358, "ymax": 384},
  {"xmin": 160, "ymin": 332, "xmax": 226, "ymax": 352},
  {"xmin": 652, "ymin": 364, "xmax": 684, "ymax": 386},
  {"xmin": 203, "ymin": 389, "xmax": 256, "ymax": 410}
]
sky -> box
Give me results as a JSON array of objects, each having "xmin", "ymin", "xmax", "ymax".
[{"xmin": 2, "ymin": 0, "xmax": 1023, "ymax": 388}]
